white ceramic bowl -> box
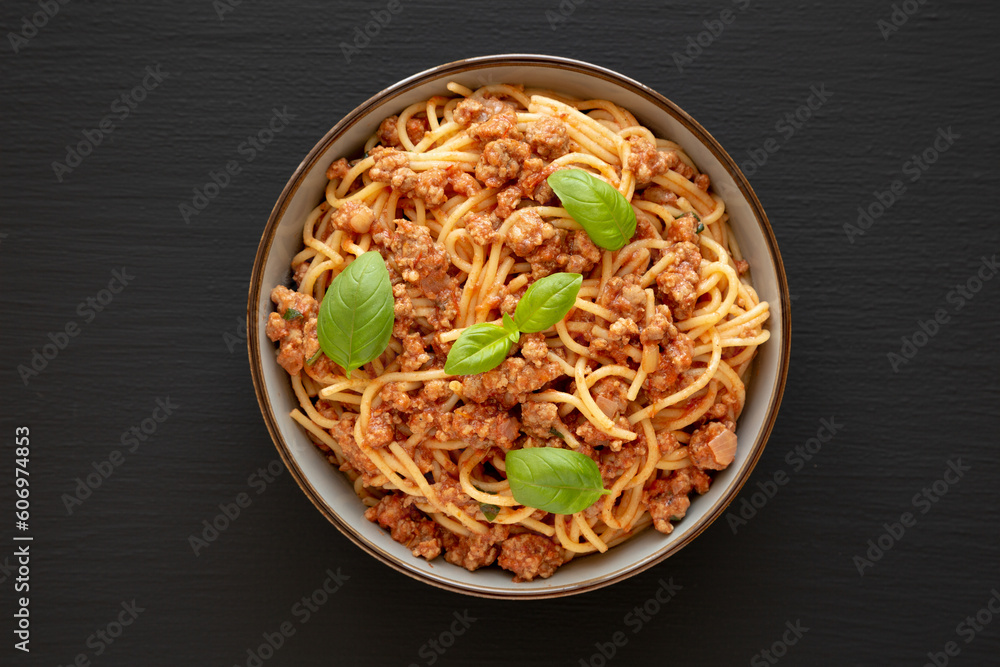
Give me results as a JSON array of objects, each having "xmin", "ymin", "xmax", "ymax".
[{"xmin": 248, "ymin": 54, "xmax": 790, "ymax": 598}]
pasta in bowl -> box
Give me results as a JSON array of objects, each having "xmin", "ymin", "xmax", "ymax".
[{"xmin": 249, "ymin": 55, "xmax": 789, "ymax": 597}]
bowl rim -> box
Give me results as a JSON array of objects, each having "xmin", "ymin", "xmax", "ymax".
[{"xmin": 247, "ymin": 53, "xmax": 791, "ymax": 599}]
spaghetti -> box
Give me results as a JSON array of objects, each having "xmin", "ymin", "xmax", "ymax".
[{"xmin": 265, "ymin": 83, "xmax": 770, "ymax": 582}]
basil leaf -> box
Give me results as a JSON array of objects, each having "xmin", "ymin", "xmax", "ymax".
[
  {"xmin": 506, "ymin": 448, "xmax": 610, "ymax": 515},
  {"xmin": 512, "ymin": 272, "xmax": 582, "ymax": 333},
  {"xmin": 306, "ymin": 350, "xmax": 322, "ymax": 365},
  {"xmin": 549, "ymin": 427, "xmax": 565, "ymax": 439},
  {"xmin": 480, "ymin": 503, "xmax": 500, "ymax": 522},
  {"xmin": 444, "ymin": 323, "xmax": 514, "ymax": 375},
  {"xmin": 283, "ymin": 307, "xmax": 302, "ymax": 321},
  {"xmin": 502, "ymin": 312, "xmax": 520, "ymax": 341},
  {"xmin": 547, "ymin": 169, "xmax": 637, "ymax": 251},
  {"xmin": 317, "ymin": 251, "xmax": 394, "ymax": 378},
  {"xmin": 695, "ymin": 222, "xmax": 704, "ymax": 234}
]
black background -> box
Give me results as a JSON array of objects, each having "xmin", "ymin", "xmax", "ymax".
[{"xmin": 3, "ymin": 1, "xmax": 999, "ymax": 665}]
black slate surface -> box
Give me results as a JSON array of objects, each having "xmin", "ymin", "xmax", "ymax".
[{"xmin": 2, "ymin": 1, "xmax": 999, "ymax": 665}]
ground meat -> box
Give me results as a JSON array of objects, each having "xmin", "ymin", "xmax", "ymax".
[
  {"xmin": 608, "ymin": 317, "xmax": 640, "ymax": 350},
  {"xmin": 265, "ymin": 286, "xmax": 319, "ymax": 375},
  {"xmin": 328, "ymin": 413, "xmax": 380, "ymax": 483},
  {"xmin": 518, "ymin": 229, "xmax": 600, "ymax": 279},
  {"xmin": 642, "ymin": 184, "xmax": 677, "ymax": 206},
  {"xmin": 427, "ymin": 475, "xmax": 480, "ymax": 517},
  {"xmin": 640, "ymin": 305, "xmax": 676, "ymax": 346},
  {"xmin": 656, "ymin": 241, "xmax": 702, "ymax": 320},
  {"xmin": 517, "ymin": 157, "xmax": 558, "ymax": 203},
  {"xmin": 369, "ymin": 147, "xmax": 417, "ymax": 194},
  {"xmin": 673, "ymin": 161, "xmax": 695, "ymax": 179},
  {"xmin": 626, "ymin": 136, "xmax": 679, "ymax": 187},
  {"xmin": 496, "ymin": 185, "xmax": 522, "ymax": 219},
  {"xmin": 665, "ymin": 212, "xmax": 698, "ymax": 245},
  {"xmin": 644, "ymin": 331, "xmax": 694, "ymax": 400},
  {"xmin": 476, "ymin": 138, "xmax": 530, "ymax": 189},
  {"xmin": 506, "ymin": 209, "xmax": 556, "ymax": 258},
  {"xmin": 389, "ymin": 218, "xmax": 455, "ymax": 305},
  {"xmin": 377, "ymin": 115, "xmax": 402, "ymax": 147},
  {"xmin": 464, "ymin": 211, "xmax": 498, "ymax": 246},
  {"xmin": 365, "ymin": 493, "xmax": 443, "ymax": 560},
  {"xmin": 460, "ymin": 356, "xmax": 563, "ymax": 408},
  {"xmin": 694, "ymin": 173, "xmax": 710, "ymax": 191},
  {"xmin": 643, "ymin": 466, "xmax": 712, "ymax": 534},
  {"xmin": 454, "ymin": 96, "xmax": 520, "ymax": 144},
  {"xmin": 575, "ymin": 416, "xmax": 634, "ymax": 451},
  {"xmin": 399, "ymin": 333, "xmax": 430, "ymax": 372},
  {"xmin": 591, "ymin": 376, "xmax": 630, "ymax": 419},
  {"xmin": 644, "ymin": 482, "xmax": 690, "ymax": 535},
  {"xmin": 519, "ymin": 333, "xmax": 549, "ymax": 366},
  {"xmin": 326, "ymin": 157, "xmax": 350, "ymax": 180},
  {"xmin": 446, "ymin": 165, "xmax": 481, "ymax": 197},
  {"xmin": 498, "ymin": 533, "xmax": 564, "ymax": 582},
  {"xmin": 443, "ymin": 524, "xmax": 510, "ymax": 571},
  {"xmin": 599, "ymin": 431, "xmax": 647, "ymax": 485},
  {"xmin": 330, "ymin": 200, "xmax": 375, "ymax": 234},
  {"xmin": 526, "ymin": 115, "xmax": 570, "ymax": 159},
  {"xmin": 392, "ymin": 283, "xmax": 414, "ymax": 339},
  {"xmin": 598, "ymin": 275, "xmax": 646, "ymax": 321},
  {"xmin": 735, "ymin": 259, "xmax": 749, "ymax": 275},
  {"xmin": 469, "ymin": 109, "xmax": 519, "ymax": 144},
  {"xmin": 364, "ymin": 404, "xmax": 396, "ymax": 449},
  {"xmin": 520, "ymin": 401, "xmax": 564, "ymax": 439},
  {"xmin": 413, "ymin": 168, "xmax": 449, "ymax": 207},
  {"xmin": 689, "ymin": 421, "xmax": 737, "ymax": 471},
  {"xmin": 379, "ymin": 382, "xmax": 412, "ymax": 412},
  {"xmin": 563, "ymin": 231, "xmax": 601, "ymax": 273},
  {"xmin": 437, "ymin": 401, "xmax": 520, "ymax": 450}
]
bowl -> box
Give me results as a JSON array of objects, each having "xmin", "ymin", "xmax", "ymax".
[{"xmin": 248, "ymin": 54, "xmax": 790, "ymax": 598}]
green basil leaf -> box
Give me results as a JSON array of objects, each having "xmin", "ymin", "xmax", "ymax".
[
  {"xmin": 695, "ymin": 222, "xmax": 704, "ymax": 234},
  {"xmin": 316, "ymin": 251, "xmax": 394, "ymax": 378},
  {"xmin": 480, "ymin": 503, "xmax": 500, "ymax": 522},
  {"xmin": 512, "ymin": 272, "xmax": 582, "ymax": 333},
  {"xmin": 501, "ymin": 312, "xmax": 520, "ymax": 341},
  {"xmin": 547, "ymin": 169, "xmax": 637, "ymax": 250},
  {"xmin": 506, "ymin": 448, "xmax": 610, "ymax": 515},
  {"xmin": 549, "ymin": 427, "xmax": 565, "ymax": 439},
  {"xmin": 306, "ymin": 350, "xmax": 322, "ymax": 365},
  {"xmin": 282, "ymin": 307, "xmax": 302, "ymax": 321},
  {"xmin": 444, "ymin": 323, "xmax": 514, "ymax": 375}
]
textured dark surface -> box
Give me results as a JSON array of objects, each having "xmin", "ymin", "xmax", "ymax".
[{"xmin": 2, "ymin": 1, "xmax": 999, "ymax": 665}]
